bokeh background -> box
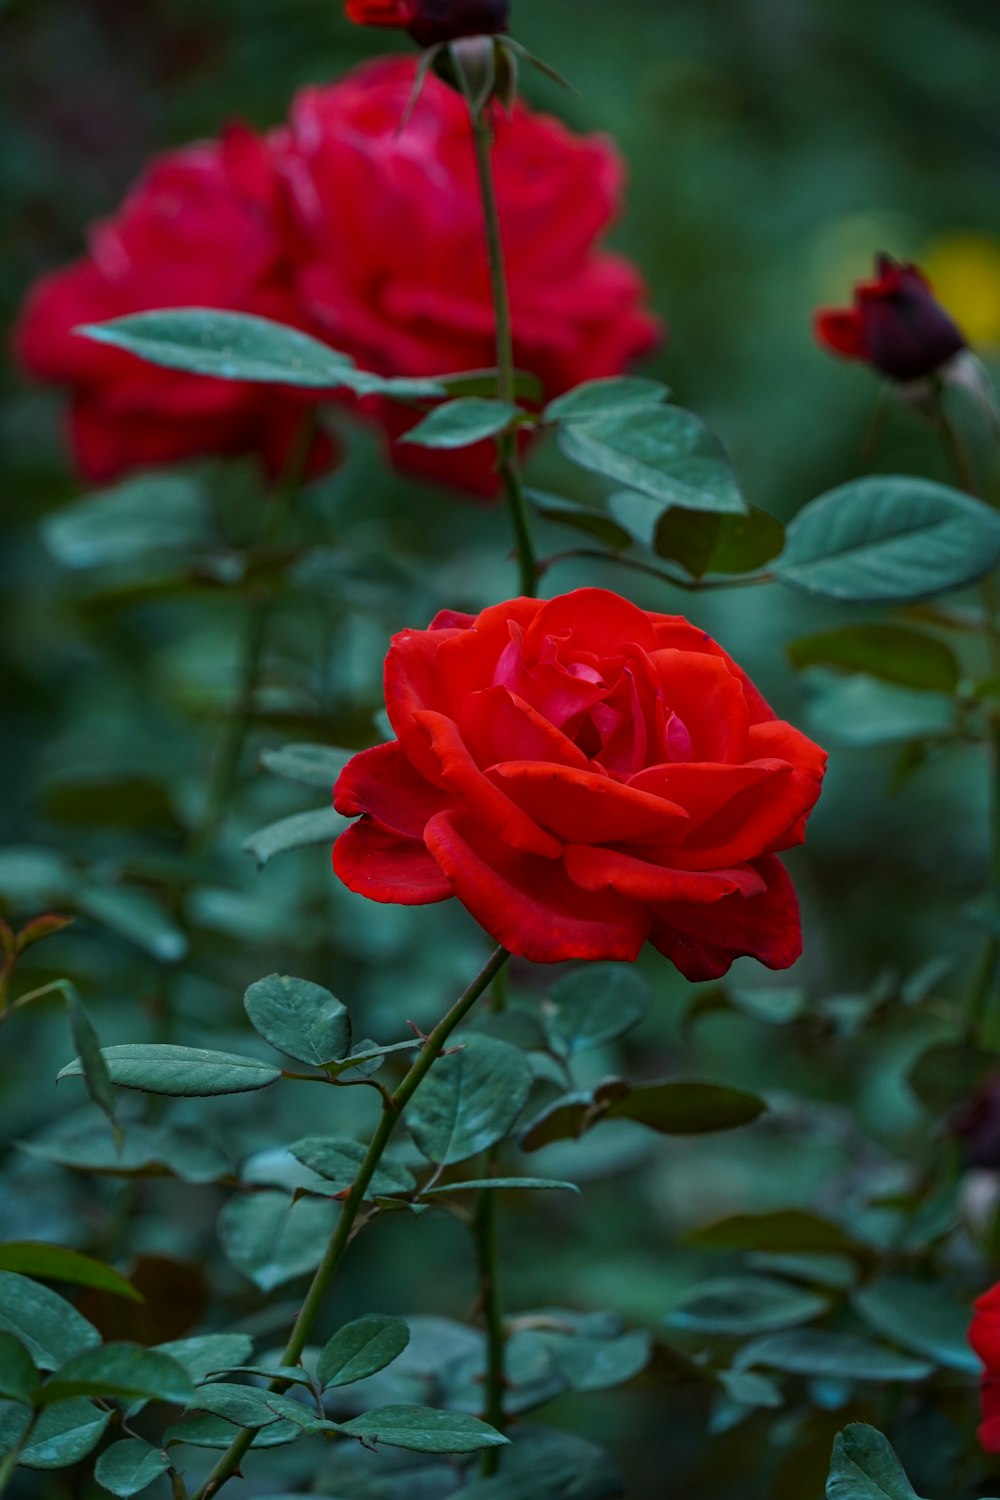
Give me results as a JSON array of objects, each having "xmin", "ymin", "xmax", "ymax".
[{"xmin": 4, "ymin": 1, "xmax": 1000, "ymax": 1495}]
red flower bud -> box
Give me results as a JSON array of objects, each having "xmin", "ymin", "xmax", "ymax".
[
  {"xmin": 814, "ymin": 252, "xmax": 966, "ymax": 382},
  {"xmin": 345, "ymin": 0, "xmax": 510, "ymax": 47}
]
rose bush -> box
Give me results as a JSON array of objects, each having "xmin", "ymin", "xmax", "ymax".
[
  {"xmin": 970, "ymin": 1283, "xmax": 1000, "ymax": 1450},
  {"xmin": 14, "ymin": 125, "xmax": 327, "ymax": 482},
  {"xmin": 814, "ymin": 251, "xmax": 966, "ymax": 382},
  {"xmin": 333, "ymin": 588, "xmax": 827, "ymax": 973}
]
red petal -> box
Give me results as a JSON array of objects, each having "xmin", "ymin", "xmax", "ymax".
[
  {"xmin": 564, "ymin": 844, "xmax": 765, "ymax": 904},
  {"xmin": 814, "ymin": 307, "xmax": 868, "ymax": 361},
  {"xmin": 459, "ymin": 686, "xmax": 590, "ymax": 771},
  {"xmin": 333, "ymin": 818, "xmax": 452, "ymax": 904},
  {"xmin": 650, "ymin": 855, "xmax": 801, "ymax": 981},
  {"xmin": 521, "ymin": 588, "xmax": 659, "ymax": 659},
  {"xmin": 333, "ymin": 740, "xmax": 450, "ymax": 838},
  {"xmin": 489, "ymin": 761, "xmax": 689, "ymax": 844},
  {"xmin": 650, "ymin": 650, "xmax": 750, "ymax": 762},
  {"xmin": 971, "ymin": 1284, "xmax": 1000, "ymax": 1368},
  {"xmin": 424, "ymin": 810, "xmax": 648, "ymax": 963}
]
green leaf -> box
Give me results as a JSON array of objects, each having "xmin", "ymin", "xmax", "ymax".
[
  {"xmin": 94, "ymin": 1438, "xmax": 172, "ymax": 1497},
  {"xmin": 558, "ymin": 406, "xmax": 745, "ymax": 515},
  {"xmin": 0, "ymin": 1334, "xmax": 36, "ymax": 1404},
  {"xmin": 155, "ymin": 1334, "xmax": 254, "ymax": 1385},
  {"xmin": 542, "ymin": 964, "xmax": 650, "ymax": 1056},
  {"xmin": 317, "ymin": 1315, "xmax": 411, "ymax": 1389},
  {"xmin": 407, "ymin": 1033, "xmax": 533, "ymax": 1166},
  {"xmin": 852, "ymin": 1275, "xmax": 980, "ymax": 1373},
  {"xmin": 20, "ymin": 1123, "xmax": 229, "ymax": 1184},
  {"xmin": 607, "ymin": 1080, "xmax": 767, "ymax": 1134},
  {"xmin": 242, "ymin": 805, "xmax": 345, "ymax": 868},
  {"xmin": 804, "ymin": 674, "xmax": 955, "ymax": 748},
  {"xmin": 0, "ymin": 1245, "xmax": 140, "ymax": 1303},
  {"xmin": 526, "ymin": 490, "xmax": 633, "ymax": 551},
  {"xmin": 63, "ymin": 986, "xmax": 118, "ymax": 1136},
  {"xmin": 776, "ymin": 476, "xmax": 1000, "ymax": 603},
  {"xmin": 424, "ymin": 1177, "xmax": 579, "ymax": 1196},
  {"xmin": 0, "ymin": 1272, "xmax": 99, "ymax": 1370},
  {"xmin": 545, "ymin": 376, "xmax": 669, "ymax": 423},
  {"xmin": 244, "ymin": 974, "xmax": 351, "ymax": 1068},
  {"xmin": 217, "ymin": 1191, "xmax": 338, "ymax": 1292},
  {"xmin": 0, "ymin": 1398, "xmax": 111, "ymax": 1469},
  {"xmin": 826, "ymin": 1423, "xmax": 922, "ymax": 1500},
  {"xmin": 259, "ymin": 743, "xmax": 350, "ymax": 790},
  {"xmin": 187, "ymin": 1382, "xmax": 283, "ymax": 1428},
  {"xmin": 58, "ymin": 1044, "xmax": 281, "ymax": 1097},
  {"xmin": 436, "ymin": 367, "xmax": 543, "ymax": 402},
  {"xmin": 519, "ymin": 1092, "xmax": 595, "ymax": 1152},
  {"xmin": 667, "ymin": 1275, "xmax": 829, "ymax": 1335},
  {"xmin": 163, "ymin": 1414, "xmax": 298, "ymax": 1449},
  {"xmin": 652, "ymin": 504, "xmax": 784, "ymax": 578},
  {"xmin": 40, "ymin": 1344, "xmax": 194, "ymax": 1407},
  {"xmin": 337, "ymin": 1404, "xmax": 508, "ymax": 1455},
  {"xmin": 75, "ymin": 885, "xmax": 187, "ymax": 964},
  {"xmin": 788, "ymin": 624, "xmax": 960, "ymax": 692},
  {"xmin": 288, "ymin": 1136, "xmax": 416, "ymax": 1197},
  {"xmin": 543, "ymin": 1329, "xmax": 651, "ymax": 1391},
  {"xmin": 734, "ymin": 1329, "xmax": 932, "ymax": 1382},
  {"xmin": 42, "ymin": 476, "xmax": 208, "ymax": 571},
  {"xmin": 402, "ymin": 398, "xmax": 523, "ymax": 449},
  {"xmin": 686, "ymin": 1211, "xmax": 864, "ymax": 1257}
]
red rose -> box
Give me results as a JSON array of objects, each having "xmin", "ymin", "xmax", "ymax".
[
  {"xmin": 345, "ymin": 0, "xmax": 510, "ymax": 46},
  {"xmin": 814, "ymin": 252, "xmax": 966, "ymax": 383},
  {"xmin": 275, "ymin": 59, "xmax": 660, "ymax": 493},
  {"xmin": 970, "ymin": 1283, "xmax": 1000, "ymax": 1451},
  {"xmin": 15, "ymin": 125, "xmax": 328, "ymax": 484},
  {"xmin": 332, "ymin": 588, "xmax": 826, "ymax": 972}
]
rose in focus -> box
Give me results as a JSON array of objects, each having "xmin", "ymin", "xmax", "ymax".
[
  {"xmin": 333, "ymin": 588, "xmax": 826, "ymax": 973},
  {"xmin": 814, "ymin": 252, "xmax": 966, "ymax": 383},
  {"xmin": 969, "ymin": 1283, "xmax": 1000, "ymax": 1450},
  {"xmin": 16, "ymin": 60, "xmax": 657, "ymax": 494},
  {"xmin": 345, "ymin": 0, "xmax": 510, "ymax": 46}
]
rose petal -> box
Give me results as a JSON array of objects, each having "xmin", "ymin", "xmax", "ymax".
[
  {"xmin": 521, "ymin": 587, "xmax": 660, "ymax": 659},
  {"xmin": 333, "ymin": 740, "xmax": 450, "ymax": 838},
  {"xmin": 333, "ymin": 818, "xmax": 452, "ymax": 904},
  {"xmin": 564, "ymin": 844, "xmax": 766, "ymax": 904},
  {"xmin": 490, "ymin": 761, "xmax": 689, "ymax": 844},
  {"xmin": 650, "ymin": 650, "xmax": 750, "ymax": 762},
  {"xmin": 424, "ymin": 810, "xmax": 648, "ymax": 963},
  {"xmin": 649, "ymin": 854, "xmax": 801, "ymax": 981},
  {"xmin": 459, "ymin": 685, "xmax": 590, "ymax": 771}
]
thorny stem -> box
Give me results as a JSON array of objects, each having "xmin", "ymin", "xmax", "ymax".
[
  {"xmin": 470, "ymin": 108, "xmax": 538, "ymax": 600},
  {"xmin": 191, "ymin": 945, "xmax": 509, "ymax": 1500},
  {"xmin": 474, "ymin": 960, "xmax": 509, "ymax": 1474}
]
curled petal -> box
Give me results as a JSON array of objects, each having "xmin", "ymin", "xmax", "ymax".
[
  {"xmin": 651, "ymin": 650, "xmax": 750, "ymax": 762},
  {"xmin": 649, "ymin": 855, "xmax": 801, "ymax": 981},
  {"xmin": 459, "ymin": 686, "xmax": 590, "ymax": 771},
  {"xmin": 563, "ymin": 845, "xmax": 766, "ymax": 905},
  {"xmin": 490, "ymin": 761, "xmax": 688, "ymax": 845},
  {"xmin": 333, "ymin": 818, "xmax": 452, "ymax": 904},
  {"xmin": 522, "ymin": 587, "xmax": 659, "ymax": 660},
  {"xmin": 333, "ymin": 740, "xmax": 449, "ymax": 838}
]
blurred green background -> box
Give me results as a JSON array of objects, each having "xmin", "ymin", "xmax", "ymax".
[{"xmin": 4, "ymin": 1, "xmax": 1000, "ymax": 1495}]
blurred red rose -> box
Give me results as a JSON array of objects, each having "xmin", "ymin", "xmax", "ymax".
[
  {"xmin": 275, "ymin": 59, "xmax": 660, "ymax": 493},
  {"xmin": 814, "ymin": 252, "xmax": 966, "ymax": 382},
  {"xmin": 15, "ymin": 125, "xmax": 329, "ymax": 483},
  {"xmin": 332, "ymin": 588, "xmax": 826, "ymax": 971},
  {"xmin": 345, "ymin": 0, "xmax": 510, "ymax": 46},
  {"xmin": 970, "ymin": 1283, "xmax": 1000, "ymax": 1450}
]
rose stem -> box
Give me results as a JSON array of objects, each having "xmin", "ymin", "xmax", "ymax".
[
  {"xmin": 191, "ymin": 944, "xmax": 510, "ymax": 1500},
  {"xmin": 193, "ymin": 411, "xmax": 316, "ymax": 855},
  {"xmin": 470, "ymin": 106, "xmax": 538, "ymax": 600},
  {"xmin": 934, "ymin": 388, "xmax": 1000, "ymax": 1044},
  {"xmin": 472, "ymin": 962, "xmax": 510, "ymax": 1475}
]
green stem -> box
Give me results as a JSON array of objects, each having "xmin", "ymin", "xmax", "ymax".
[
  {"xmin": 470, "ymin": 108, "xmax": 538, "ymax": 599},
  {"xmin": 473, "ymin": 1177, "xmax": 506, "ymax": 1474},
  {"xmin": 0, "ymin": 1410, "xmax": 40, "ymax": 1498},
  {"xmin": 192, "ymin": 944, "xmax": 509, "ymax": 1500}
]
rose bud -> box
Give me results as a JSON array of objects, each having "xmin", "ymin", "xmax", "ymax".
[
  {"xmin": 345, "ymin": 0, "xmax": 510, "ymax": 47},
  {"xmin": 970, "ymin": 1283, "xmax": 1000, "ymax": 1451},
  {"xmin": 332, "ymin": 588, "xmax": 826, "ymax": 972},
  {"xmin": 814, "ymin": 252, "xmax": 967, "ymax": 383}
]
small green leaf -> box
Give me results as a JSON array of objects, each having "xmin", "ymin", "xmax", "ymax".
[
  {"xmin": 20, "ymin": 1123, "xmax": 229, "ymax": 1183},
  {"xmin": 777, "ymin": 476, "xmax": 1000, "ymax": 603},
  {"xmin": 75, "ymin": 886, "xmax": 187, "ymax": 964},
  {"xmin": 607, "ymin": 1080, "xmax": 766, "ymax": 1134},
  {"xmin": 187, "ymin": 1382, "xmax": 283, "ymax": 1428},
  {"xmin": 826, "ymin": 1423, "xmax": 921, "ymax": 1500},
  {"xmin": 0, "ymin": 1334, "xmax": 36, "ymax": 1404},
  {"xmin": 317, "ymin": 1315, "xmax": 411, "ymax": 1389},
  {"xmin": 804, "ymin": 674, "xmax": 955, "ymax": 748},
  {"xmin": 39, "ymin": 1344, "xmax": 195, "ymax": 1407},
  {"xmin": 424, "ymin": 1177, "xmax": 579, "ymax": 1196},
  {"xmin": 402, "ymin": 398, "xmax": 523, "ymax": 449},
  {"xmin": 788, "ymin": 624, "xmax": 960, "ymax": 692},
  {"xmin": 0, "ymin": 1398, "xmax": 111, "ymax": 1469},
  {"xmin": 558, "ymin": 406, "xmax": 745, "ymax": 515},
  {"xmin": 652, "ymin": 504, "xmax": 785, "ymax": 578},
  {"xmin": 0, "ymin": 1244, "xmax": 139, "ymax": 1304},
  {"xmin": 58, "ymin": 1044, "xmax": 281, "ymax": 1098},
  {"xmin": 407, "ymin": 1033, "xmax": 533, "ymax": 1166},
  {"xmin": 218, "ymin": 1191, "xmax": 338, "ymax": 1292},
  {"xmin": 244, "ymin": 974, "xmax": 351, "ymax": 1068},
  {"xmin": 519, "ymin": 1092, "xmax": 594, "ymax": 1152},
  {"xmin": 436, "ymin": 367, "xmax": 543, "ymax": 402},
  {"xmin": 259, "ymin": 743, "xmax": 350, "ymax": 790},
  {"xmin": 526, "ymin": 490, "xmax": 633, "ymax": 551},
  {"xmin": 43, "ymin": 476, "xmax": 208, "ymax": 571},
  {"xmin": 155, "ymin": 1334, "xmax": 254, "ymax": 1385},
  {"xmin": 543, "ymin": 1329, "xmax": 651, "ymax": 1392},
  {"xmin": 94, "ymin": 1438, "xmax": 172, "ymax": 1497},
  {"xmin": 734, "ymin": 1329, "xmax": 932, "ymax": 1382},
  {"xmin": 852, "ymin": 1275, "xmax": 980, "ymax": 1374},
  {"xmin": 337, "ymin": 1404, "xmax": 508, "ymax": 1454},
  {"xmin": 63, "ymin": 986, "xmax": 117, "ymax": 1135},
  {"xmin": 163, "ymin": 1414, "xmax": 298, "ymax": 1449},
  {"xmin": 288, "ymin": 1136, "xmax": 416, "ymax": 1197},
  {"xmin": 686, "ymin": 1211, "xmax": 864, "ymax": 1257},
  {"xmin": 542, "ymin": 964, "xmax": 650, "ymax": 1057},
  {"xmin": 545, "ymin": 376, "xmax": 669, "ymax": 423},
  {"xmin": 242, "ymin": 805, "xmax": 345, "ymax": 868},
  {"xmin": 0, "ymin": 1272, "xmax": 99, "ymax": 1370},
  {"xmin": 667, "ymin": 1275, "xmax": 829, "ymax": 1335}
]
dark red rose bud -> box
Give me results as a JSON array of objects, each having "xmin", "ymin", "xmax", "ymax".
[
  {"xmin": 954, "ymin": 1073, "xmax": 1000, "ymax": 1168},
  {"xmin": 345, "ymin": 0, "xmax": 510, "ymax": 46},
  {"xmin": 814, "ymin": 252, "xmax": 966, "ymax": 382}
]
